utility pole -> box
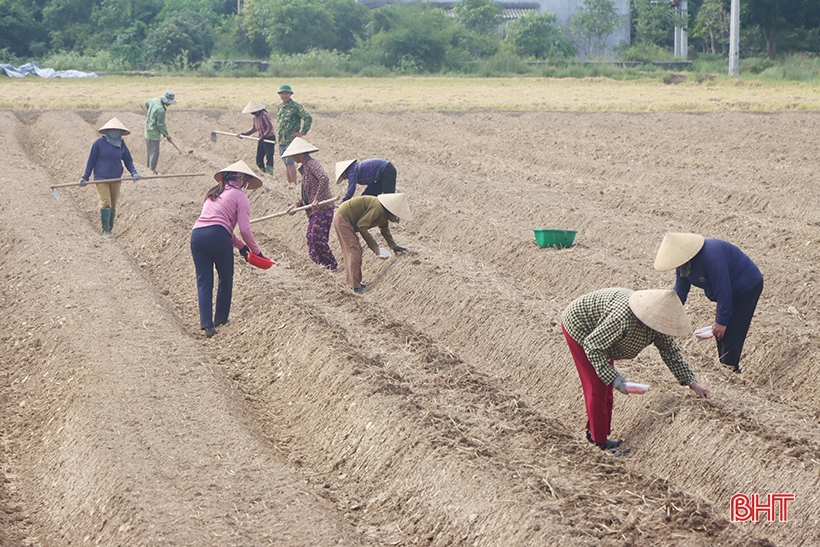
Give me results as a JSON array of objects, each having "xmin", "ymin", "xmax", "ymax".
[
  {"xmin": 238, "ymin": 0, "xmax": 242, "ymax": 15},
  {"xmin": 728, "ymin": 0, "xmax": 739, "ymax": 75},
  {"xmin": 672, "ymin": 0, "xmax": 688, "ymax": 60}
]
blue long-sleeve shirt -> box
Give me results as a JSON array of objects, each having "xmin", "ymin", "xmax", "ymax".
[
  {"xmin": 82, "ymin": 137, "xmax": 137, "ymax": 181},
  {"xmin": 674, "ymin": 239, "xmax": 763, "ymax": 325},
  {"xmin": 341, "ymin": 158, "xmax": 389, "ymax": 201}
]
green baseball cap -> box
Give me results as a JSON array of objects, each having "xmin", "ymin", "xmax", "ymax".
[{"xmin": 277, "ymin": 84, "xmax": 293, "ymax": 94}]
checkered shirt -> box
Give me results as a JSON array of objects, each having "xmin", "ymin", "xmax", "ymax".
[{"xmin": 561, "ymin": 288, "xmax": 696, "ymax": 386}]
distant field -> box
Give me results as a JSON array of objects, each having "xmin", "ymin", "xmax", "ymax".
[{"xmin": 2, "ymin": 75, "xmax": 820, "ymax": 111}]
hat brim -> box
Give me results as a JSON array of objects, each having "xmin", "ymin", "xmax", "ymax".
[
  {"xmin": 654, "ymin": 233, "xmax": 705, "ymax": 271},
  {"xmin": 377, "ymin": 193, "xmax": 412, "ymax": 222},
  {"xmin": 281, "ymin": 137, "xmax": 319, "ymax": 158},
  {"xmin": 214, "ymin": 160, "xmax": 263, "ymax": 190},
  {"xmin": 628, "ymin": 290, "xmax": 691, "ymax": 337},
  {"xmin": 98, "ymin": 128, "xmax": 131, "ymax": 136},
  {"xmin": 335, "ymin": 160, "xmax": 358, "ymax": 184}
]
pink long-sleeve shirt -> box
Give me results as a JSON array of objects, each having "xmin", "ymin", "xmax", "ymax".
[{"xmin": 193, "ymin": 185, "xmax": 261, "ymax": 254}]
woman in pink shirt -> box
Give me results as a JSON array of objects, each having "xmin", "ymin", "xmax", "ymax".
[{"xmin": 191, "ymin": 161, "xmax": 266, "ymax": 338}]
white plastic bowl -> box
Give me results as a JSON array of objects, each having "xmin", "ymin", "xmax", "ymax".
[
  {"xmin": 694, "ymin": 326, "xmax": 714, "ymax": 340},
  {"xmin": 624, "ymin": 382, "xmax": 649, "ymax": 394},
  {"xmin": 377, "ymin": 247, "xmax": 391, "ymax": 259}
]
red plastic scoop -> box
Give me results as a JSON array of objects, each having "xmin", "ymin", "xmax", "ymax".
[{"xmin": 247, "ymin": 253, "xmax": 275, "ymax": 269}]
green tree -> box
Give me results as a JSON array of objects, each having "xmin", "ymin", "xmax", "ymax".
[
  {"xmin": 453, "ymin": 0, "xmax": 502, "ymax": 34},
  {"xmin": 568, "ymin": 0, "xmax": 621, "ymax": 57},
  {"xmin": 324, "ymin": 0, "xmax": 370, "ymax": 52},
  {"xmin": 0, "ymin": 0, "xmax": 49, "ymax": 57},
  {"xmin": 630, "ymin": 0, "xmax": 676, "ymax": 49},
  {"xmin": 692, "ymin": 0, "xmax": 728, "ymax": 54},
  {"xmin": 355, "ymin": 3, "xmax": 461, "ymax": 72},
  {"xmin": 505, "ymin": 11, "xmax": 576, "ymax": 59},
  {"xmin": 143, "ymin": 11, "xmax": 214, "ymax": 67},
  {"xmin": 245, "ymin": 0, "xmax": 361, "ymax": 54},
  {"xmin": 42, "ymin": 0, "xmax": 100, "ymax": 51}
]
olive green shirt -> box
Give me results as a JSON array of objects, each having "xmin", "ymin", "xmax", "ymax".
[
  {"xmin": 143, "ymin": 97, "xmax": 169, "ymax": 141},
  {"xmin": 561, "ymin": 288, "xmax": 696, "ymax": 386},
  {"xmin": 276, "ymin": 99, "xmax": 311, "ymax": 147},
  {"xmin": 337, "ymin": 196, "xmax": 398, "ymax": 252}
]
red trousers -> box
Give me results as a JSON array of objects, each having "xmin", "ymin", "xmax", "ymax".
[{"xmin": 562, "ymin": 325, "xmax": 614, "ymax": 445}]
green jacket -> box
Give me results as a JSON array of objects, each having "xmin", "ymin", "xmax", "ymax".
[
  {"xmin": 143, "ymin": 97, "xmax": 170, "ymax": 140},
  {"xmin": 276, "ymin": 99, "xmax": 311, "ymax": 147},
  {"xmin": 338, "ymin": 196, "xmax": 398, "ymax": 252}
]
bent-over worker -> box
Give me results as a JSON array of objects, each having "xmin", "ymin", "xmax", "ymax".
[
  {"xmin": 332, "ymin": 193, "xmax": 410, "ymax": 293},
  {"xmin": 190, "ymin": 161, "xmax": 266, "ymax": 338},
  {"xmin": 561, "ymin": 288, "xmax": 710, "ymax": 455},
  {"xmin": 654, "ymin": 233, "xmax": 763, "ymax": 374},
  {"xmin": 335, "ymin": 158, "xmax": 397, "ymax": 202}
]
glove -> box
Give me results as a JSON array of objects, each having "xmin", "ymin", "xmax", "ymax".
[
  {"xmin": 612, "ymin": 375, "xmax": 628, "ymax": 395},
  {"xmin": 393, "ymin": 246, "xmax": 407, "ymax": 254},
  {"xmin": 236, "ymin": 133, "xmax": 242, "ymax": 138},
  {"xmin": 239, "ymin": 245, "xmax": 250, "ymax": 259},
  {"xmin": 255, "ymin": 251, "xmax": 265, "ymax": 258},
  {"xmin": 132, "ymin": 172, "xmax": 141, "ymax": 181},
  {"xmin": 79, "ymin": 177, "xmax": 88, "ymax": 187}
]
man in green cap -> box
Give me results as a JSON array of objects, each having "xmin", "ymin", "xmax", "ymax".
[
  {"xmin": 276, "ymin": 84, "xmax": 312, "ymax": 185},
  {"xmin": 142, "ymin": 91, "xmax": 176, "ymax": 174}
]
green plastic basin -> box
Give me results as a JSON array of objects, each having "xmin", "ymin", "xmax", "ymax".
[{"xmin": 533, "ymin": 229, "xmax": 577, "ymax": 249}]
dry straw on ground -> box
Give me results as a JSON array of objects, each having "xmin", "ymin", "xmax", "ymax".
[{"xmin": 1, "ymin": 81, "xmax": 819, "ymax": 546}]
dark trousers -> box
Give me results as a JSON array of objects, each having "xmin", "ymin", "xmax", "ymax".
[
  {"xmin": 191, "ymin": 225, "xmax": 234, "ymax": 330},
  {"xmin": 362, "ymin": 162, "xmax": 397, "ymax": 196},
  {"xmin": 717, "ymin": 279, "xmax": 764, "ymax": 368},
  {"xmin": 256, "ymin": 138, "xmax": 275, "ymax": 170}
]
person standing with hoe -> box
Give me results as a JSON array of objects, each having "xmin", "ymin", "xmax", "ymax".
[
  {"xmin": 79, "ymin": 117, "xmax": 142, "ymax": 236},
  {"xmin": 282, "ymin": 138, "xmax": 338, "ymax": 272},
  {"xmin": 276, "ymin": 84, "xmax": 312, "ymax": 185},
  {"xmin": 142, "ymin": 91, "xmax": 176, "ymax": 174},
  {"xmin": 239, "ymin": 100, "xmax": 276, "ymax": 174}
]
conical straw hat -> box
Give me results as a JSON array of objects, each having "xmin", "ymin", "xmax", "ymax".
[
  {"xmin": 628, "ymin": 289, "xmax": 691, "ymax": 337},
  {"xmin": 242, "ymin": 100, "xmax": 266, "ymax": 114},
  {"xmin": 280, "ymin": 137, "xmax": 319, "ymax": 158},
  {"xmin": 98, "ymin": 117, "xmax": 130, "ymax": 136},
  {"xmin": 214, "ymin": 160, "xmax": 263, "ymax": 190},
  {"xmin": 335, "ymin": 159, "xmax": 357, "ymax": 184},
  {"xmin": 377, "ymin": 193, "xmax": 411, "ymax": 221},
  {"xmin": 654, "ymin": 233, "xmax": 705, "ymax": 271}
]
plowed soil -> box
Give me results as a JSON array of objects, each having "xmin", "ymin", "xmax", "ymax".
[{"xmin": 2, "ymin": 107, "xmax": 819, "ymax": 546}]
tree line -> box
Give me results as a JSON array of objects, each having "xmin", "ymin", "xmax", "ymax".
[{"xmin": 1, "ymin": 0, "xmax": 819, "ymax": 73}]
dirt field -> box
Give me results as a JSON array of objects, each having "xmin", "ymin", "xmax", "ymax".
[{"xmin": 2, "ymin": 106, "xmax": 819, "ymax": 546}]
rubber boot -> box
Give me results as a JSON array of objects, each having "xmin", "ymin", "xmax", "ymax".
[
  {"xmin": 109, "ymin": 209, "xmax": 116, "ymax": 233},
  {"xmin": 100, "ymin": 208, "xmax": 113, "ymax": 237},
  {"xmin": 265, "ymin": 165, "xmax": 273, "ymax": 174}
]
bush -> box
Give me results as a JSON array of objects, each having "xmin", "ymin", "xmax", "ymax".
[
  {"xmin": 617, "ymin": 42, "xmax": 675, "ymax": 62},
  {"xmin": 505, "ymin": 12, "xmax": 576, "ymax": 59},
  {"xmin": 143, "ymin": 12, "xmax": 214, "ymax": 68},
  {"xmin": 741, "ymin": 56, "xmax": 776, "ymax": 75}
]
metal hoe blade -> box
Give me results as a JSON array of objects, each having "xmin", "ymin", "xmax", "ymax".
[
  {"xmin": 51, "ymin": 187, "xmax": 60, "ymax": 200},
  {"xmin": 210, "ymin": 131, "xmax": 217, "ymax": 143}
]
